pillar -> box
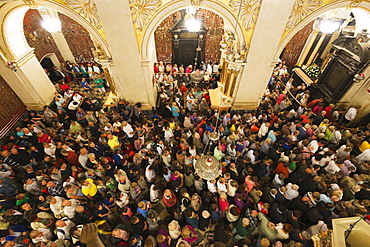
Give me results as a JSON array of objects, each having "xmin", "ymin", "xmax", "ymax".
[
  {"xmin": 1, "ymin": 50, "xmax": 56, "ymax": 110},
  {"xmin": 306, "ymin": 33, "xmax": 327, "ymax": 66},
  {"xmin": 38, "ymin": 8, "xmax": 75, "ymax": 63},
  {"xmin": 233, "ymin": 0, "xmax": 295, "ymax": 110},
  {"xmin": 95, "ymin": 0, "xmax": 155, "ymax": 109},
  {"xmin": 296, "ymin": 29, "xmax": 320, "ymax": 67}
]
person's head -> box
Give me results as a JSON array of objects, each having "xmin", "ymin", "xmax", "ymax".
[
  {"xmin": 46, "ymin": 181, "xmax": 56, "ymax": 188},
  {"xmin": 21, "ymin": 202, "xmax": 32, "ymax": 211},
  {"xmin": 260, "ymin": 238, "xmax": 270, "ymax": 247},
  {"xmin": 250, "ymin": 209, "xmax": 258, "ymax": 217},
  {"xmin": 242, "ymin": 217, "xmax": 250, "ymax": 226},
  {"xmin": 55, "ymin": 220, "xmax": 67, "ymax": 227},
  {"xmin": 283, "ymin": 223, "xmax": 294, "ymax": 233}
]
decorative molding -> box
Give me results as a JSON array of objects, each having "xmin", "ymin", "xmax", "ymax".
[
  {"xmin": 129, "ymin": 0, "xmax": 162, "ymax": 31},
  {"xmin": 191, "ymin": 0, "xmax": 203, "ymax": 7},
  {"xmin": 349, "ymin": 0, "xmax": 363, "ymax": 8},
  {"xmin": 285, "ymin": 0, "xmax": 322, "ymax": 31},
  {"xmin": 229, "ymin": 0, "xmax": 261, "ymax": 30},
  {"xmin": 63, "ymin": 0, "xmax": 102, "ymax": 29}
]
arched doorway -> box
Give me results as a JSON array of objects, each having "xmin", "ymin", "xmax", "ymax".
[
  {"xmin": 154, "ymin": 8, "xmax": 224, "ymax": 68},
  {"xmin": 0, "ymin": 2, "xmax": 112, "ymax": 109}
]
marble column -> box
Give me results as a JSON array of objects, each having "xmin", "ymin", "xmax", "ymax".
[
  {"xmin": 296, "ymin": 29, "xmax": 320, "ymax": 67},
  {"xmin": 306, "ymin": 33, "xmax": 327, "ymax": 66},
  {"xmin": 1, "ymin": 50, "xmax": 56, "ymax": 110},
  {"xmin": 233, "ymin": 0, "xmax": 295, "ymax": 110},
  {"xmin": 95, "ymin": 0, "xmax": 155, "ymax": 109},
  {"xmin": 38, "ymin": 8, "xmax": 75, "ymax": 63}
]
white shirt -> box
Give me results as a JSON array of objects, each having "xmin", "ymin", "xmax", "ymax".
[
  {"xmin": 345, "ymin": 107, "xmax": 357, "ymax": 121},
  {"xmin": 227, "ymin": 181, "xmax": 237, "ymax": 197},
  {"xmin": 56, "ymin": 219, "xmax": 75, "ymax": 240},
  {"xmin": 44, "ymin": 143, "xmax": 56, "ymax": 158},
  {"xmin": 212, "ymin": 64, "xmax": 219, "ymax": 73},
  {"xmin": 285, "ymin": 183, "xmax": 299, "ymax": 200},
  {"xmin": 217, "ymin": 180, "xmax": 228, "ymax": 193},
  {"xmin": 308, "ymin": 140, "xmax": 319, "ymax": 154},
  {"xmin": 123, "ymin": 124, "xmax": 135, "ymax": 138},
  {"xmin": 79, "ymin": 153, "xmax": 89, "ymax": 170},
  {"xmin": 50, "ymin": 196, "xmax": 65, "ymax": 218},
  {"xmin": 164, "ymin": 129, "xmax": 173, "ymax": 142},
  {"xmin": 63, "ymin": 199, "xmax": 78, "ymax": 219},
  {"xmin": 207, "ymin": 180, "xmax": 217, "ymax": 193},
  {"xmin": 325, "ymin": 160, "xmax": 340, "ymax": 174},
  {"xmin": 150, "ymin": 184, "xmax": 159, "ymax": 203},
  {"xmin": 357, "ymin": 149, "xmax": 370, "ymax": 162},
  {"xmin": 145, "ymin": 165, "xmax": 155, "ymax": 182}
]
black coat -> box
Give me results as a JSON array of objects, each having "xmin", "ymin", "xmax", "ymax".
[{"xmin": 268, "ymin": 203, "xmax": 287, "ymax": 223}]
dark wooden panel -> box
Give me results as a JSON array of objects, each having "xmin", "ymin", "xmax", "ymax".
[
  {"xmin": 59, "ymin": 12, "xmax": 95, "ymax": 63},
  {"xmin": 280, "ymin": 21, "xmax": 314, "ymax": 67},
  {"xmin": 0, "ymin": 75, "xmax": 26, "ymax": 138}
]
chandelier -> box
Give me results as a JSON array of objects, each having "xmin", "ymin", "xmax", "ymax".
[
  {"xmin": 185, "ymin": 7, "xmax": 200, "ymax": 32},
  {"xmin": 194, "ymin": 155, "xmax": 222, "ymax": 180},
  {"xmin": 40, "ymin": 8, "xmax": 61, "ymax": 33}
]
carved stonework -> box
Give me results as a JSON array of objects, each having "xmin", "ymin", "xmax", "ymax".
[
  {"xmin": 229, "ymin": 0, "xmax": 261, "ymax": 30},
  {"xmin": 286, "ymin": 0, "xmax": 322, "ymax": 31},
  {"xmin": 129, "ymin": 0, "xmax": 162, "ymax": 31},
  {"xmin": 63, "ymin": 0, "xmax": 102, "ymax": 29}
]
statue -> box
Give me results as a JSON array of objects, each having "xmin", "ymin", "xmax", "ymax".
[{"xmin": 91, "ymin": 44, "xmax": 108, "ymax": 61}]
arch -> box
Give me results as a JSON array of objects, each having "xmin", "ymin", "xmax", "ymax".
[
  {"xmin": 40, "ymin": 53, "xmax": 60, "ymax": 69},
  {"xmin": 274, "ymin": 1, "xmax": 370, "ymax": 60},
  {"xmin": 0, "ymin": 1, "xmax": 111, "ymax": 61},
  {"xmin": 140, "ymin": 0, "xmax": 246, "ymax": 60}
]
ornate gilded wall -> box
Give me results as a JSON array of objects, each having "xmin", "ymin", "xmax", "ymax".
[
  {"xmin": 0, "ymin": 75, "xmax": 26, "ymax": 138},
  {"xmin": 23, "ymin": 9, "xmax": 95, "ymax": 64},
  {"xmin": 154, "ymin": 9, "xmax": 223, "ymax": 64},
  {"xmin": 59, "ymin": 12, "xmax": 95, "ymax": 63},
  {"xmin": 23, "ymin": 9, "xmax": 64, "ymax": 62},
  {"xmin": 200, "ymin": 9, "xmax": 223, "ymax": 63},
  {"xmin": 154, "ymin": 11, "xmax": 180, "ymax": 63},
  {"xmin": 280, "ymin": 20, "xmax": 314, "ymax": 67}
]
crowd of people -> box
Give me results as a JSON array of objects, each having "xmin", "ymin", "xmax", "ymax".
[{"xmin": 0, "ymin": 60, "xmax": 369, "ymax": 247}]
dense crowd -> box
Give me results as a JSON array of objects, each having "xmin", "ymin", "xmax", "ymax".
[{"xmin": 0, "ymin": 60, "xmax": 369, "ymax": 247}]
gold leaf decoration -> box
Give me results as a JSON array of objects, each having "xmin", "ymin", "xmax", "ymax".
[
  {"xmin": 129, "ymin": 0, "xmax": 162, "ymax": 31},
  {"xmin": 286, "ymin": 0, "xmax": 322, "ymax": 31},
  {"xmin": 229, "ymin": 0, "xmax": 261, "ymax": 30},
  {"xmin": 63, "ymin": 0, "xmax": 102, "ymax": 29}
]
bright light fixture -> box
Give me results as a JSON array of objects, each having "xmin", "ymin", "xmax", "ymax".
[
  {"xmin": 40, "ymin": 8, "xmax": 61, "ymax": 33},
  {"xmin": 186, "ymin": 18, "xmax": 201, "ymax": 32},
  {"xmin": 320, "ymin": 19, "xmax": 340, "ymax": 34}
]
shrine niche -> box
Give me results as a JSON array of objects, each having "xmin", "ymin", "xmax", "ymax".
[
  {"xmin": 154, "ymin": 9, "xmax": 223, "ymax": 66},
  {"xmin": 314, "ymin": 35, "xmax": 370, "ymax": 103},
  {"xmin": 171, "ymin": 9, "xmax": 207, "ymax": 69},
  {"xmin": 0, "ymin": 75, "xmax": 26, "ymax": 138}
]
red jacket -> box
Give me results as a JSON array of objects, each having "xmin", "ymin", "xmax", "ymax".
[{"xmin": 273, "ymin": 162, "xmax": 289, "ymax": 178}]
